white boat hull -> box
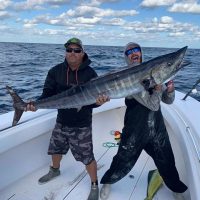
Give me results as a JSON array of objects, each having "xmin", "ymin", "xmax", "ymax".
[{"xmin": 0, "ymin": 91, "xmax": 200, "ymax": 200}]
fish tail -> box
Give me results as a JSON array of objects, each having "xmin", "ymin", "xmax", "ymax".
[
  {"xmin": 6, "ymin": 85, "xmax": 25, "ymax": 126},
  {"xmin": 145, "ymin": 169, "xmax": 163, "ymax": 200}
]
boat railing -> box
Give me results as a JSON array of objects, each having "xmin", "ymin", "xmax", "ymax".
[
  {"xmin": 0, "ymin": 109, "xmax": 56, "ymax": 132},
  {"xmin": 171, "ymin": 106, "xmax": 200, "ymax": 162},
  {"xmin": 182, "ymin": 78, "xmax": 200, "ymax": 100}
]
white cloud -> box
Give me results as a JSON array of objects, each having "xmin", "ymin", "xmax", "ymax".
[
  {"xmin": 0, "ymin": 24, "xmax": 9, "ymax": 30},
  {"xmin": 1, "ymin": 0, "xmax": 200, "ymax": 47},
  {"xmin": 29, "ymin": 27, "xmax": 97, "ymax": 38},
  {"xmin": 158, "ymin": 23, "xmax": 171, "ymax": 29},
  {"xmin": 20, "ymin": 9, "xmax": 200, "ymax": 44},
  {"xmin": 13, "ymin": 0, "xmax": 71, "ymax": 11},
  {"xmin": 75, "ymin": 16, "xmax": 101, "ymax": 24},
  {"xmin": 0, "ymin": 24, "xmax": 17, "ymax": 34},
  {"xmin": 169, "ymin": 32, "xmax": 185, "ymax": 36},
  {"xmin": 24, "ymin": 23, "xmax": 36, "ymax": 28},
  {"xmin": 66, "ymin": 5, "xmax": 138, "ymax": 18},
  {"xmin": 14, "ymin": 1, "xmax": 43, "ymax": 11},
  {"xmin": 103, "ymin": 18, "xmax": 125, "ymax": 26},
  {"xmin": 0, "ymin": 11, "xmax": 12, "ymax": 19},
  {"xmin": 46, "ymin": 0, "xmax": 71, "ymax": 5},
  {"xmin": 169, "ymin": 2, "xmax": 200, "ymax": 14},
  {"xmin": 42, "ymin": 29, "xmax": 62, "ymax": 35},
  {"xmin": 141, "ymin": 0, "xmax": 176, "ymax": 7},
  {"xmin": 160, "ymin": 16, "xmax": 173, "ymax": 23},
  {"xmin": 82, "ymin": 0, "xmax": 120, "ymax": 6},
  {"xmin": 20, "ymin": 5, "xmax": 138, "ymax": 28},
  {"xmin": 0, "ymin": 0, "xmax": 12, "ymax": 10},
  {"xmin": 22, "ymin": 13, "xmax": 101, "ymax": 27},
  {"xmin": 195, "ymin": 31, "xmax": 200, "ymax": 37},
  {"xmin": 121, "ymin": 15, "xmax": 199, "ymax": 39}
]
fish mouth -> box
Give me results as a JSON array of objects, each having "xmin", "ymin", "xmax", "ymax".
[{"xmin": 181, "ymin": 60, "xmax": 191, "ymax": 67}]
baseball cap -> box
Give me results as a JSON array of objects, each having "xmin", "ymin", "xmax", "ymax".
[{"xmin": 64, "ymin": 38, "xmax": 83, "ymax": 50}]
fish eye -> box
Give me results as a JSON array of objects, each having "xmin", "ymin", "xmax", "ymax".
[{"xmin": 167, "ymin": 62, "xmax": 172, "ymax": 67}]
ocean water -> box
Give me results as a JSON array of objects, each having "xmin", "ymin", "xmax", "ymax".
[{"xmin": 0, "ymin": 42, "xmax": 200, "ymax": 115}]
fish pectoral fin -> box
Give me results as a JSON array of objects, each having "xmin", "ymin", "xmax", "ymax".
[
  {"xmin": 141, "ymin": 79, "xmax": 151, "ymax": 90},
  {"xmin": 141, "ymin": 78, "xmax": 156, "ymax": 90}
]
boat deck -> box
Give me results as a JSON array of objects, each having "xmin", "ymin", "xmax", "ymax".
[
  {"xmin": 1, "ymin": 151, "xmax": 175, "ymax": 200},
  {"xmin": 0, "ymin": 107, "xmax": 181, "ymax": 200}
]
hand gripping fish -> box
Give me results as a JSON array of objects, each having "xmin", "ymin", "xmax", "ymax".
[{"xmin": 6, "ymin": 46, "xmax": 190, "ymax": 126}]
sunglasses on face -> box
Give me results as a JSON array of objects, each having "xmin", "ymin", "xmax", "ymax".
[
  {"xmin": 66, "ymin": 48, "xmax": 82, "ymax": 53},
  {"xmin": 125, "ymin": 47, "xmax": 141, "ymax": 56}
]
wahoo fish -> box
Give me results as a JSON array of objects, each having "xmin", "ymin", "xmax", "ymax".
[
  {"xmin": 144, "ymin": 169, "xmax": 163, "ymax": 200},
  {"xmin": 6, "ymin": 46, "xmax": 189, "ymax": 126}
]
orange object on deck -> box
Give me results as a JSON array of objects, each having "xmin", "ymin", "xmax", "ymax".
[{"xmin": 114, "ymin": 131, "xmax": 121, "ymax": 140}]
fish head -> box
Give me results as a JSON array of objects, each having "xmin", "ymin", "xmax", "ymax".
[{"xmin": 149, "ymin": 46, "xmax": 189, "ymax": 85}]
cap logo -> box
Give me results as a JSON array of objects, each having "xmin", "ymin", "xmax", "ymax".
[
  {"xmin": 64, "ymin": 37, "xmax": 83, "ymax": 50},
  {"xmin": 68, "ymin": 38, "xmax": 80, "ymax": 43}
]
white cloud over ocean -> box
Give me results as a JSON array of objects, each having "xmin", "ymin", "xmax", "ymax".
[{"xmin": 0, "ymin": 0, "xmax": 199, "ymax": 48}]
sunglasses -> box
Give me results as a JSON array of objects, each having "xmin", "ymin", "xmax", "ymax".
[
  {"xmin": 66, "ymin": 48, "xmax": 82, "ymax": 53},
  {"xmin": 125, "ymin": 47, "xmax": 141, "ymax": 56}
]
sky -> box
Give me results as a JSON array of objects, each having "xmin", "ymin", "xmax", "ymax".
[{"xmin": 0, "ymin": 0, "xmax": 200, "ymax": 48}]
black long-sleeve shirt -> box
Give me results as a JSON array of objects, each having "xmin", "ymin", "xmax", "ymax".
[{"xmin": 38, "ymin": 53, "xmax": 98, "ymax": 127}]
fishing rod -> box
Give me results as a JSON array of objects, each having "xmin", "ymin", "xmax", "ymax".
[{"xmin": 182, "ymin": 78, "xmax": 200, "ymax": 100}]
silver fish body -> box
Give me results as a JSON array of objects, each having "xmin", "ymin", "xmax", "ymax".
[
  {"xmin": 33, "ymin": 46, "xmax": 188, "ymax": 109},
  {"xmin": 6, "ymin": 46, "xmax": 189, "ymax": 125}
]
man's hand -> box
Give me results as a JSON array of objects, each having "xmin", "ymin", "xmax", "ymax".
[
  {"xmin": 96, "ymin": 94, "xmax": 110, "ymax": 105},
  {"xmin": 154, "ymin": 84, "xmax": 162, "ymax": 91},
  {"xmin": 166, "ymin": 80, "xmax": 174, "ymax": 93},
  {"xmin": 24, "ymin": 101, "xmax": 37, "ymax": 112}
]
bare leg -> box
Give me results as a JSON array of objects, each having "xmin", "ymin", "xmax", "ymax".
[
  {"xmin": 86, "ymin": 160, "xmax": 99, "ymax": 200},
  {"xmin": 52, "ymin": 154, "xmax": 62, "ymax": 169},
  {"xmin": 86, "ymin": 160, "xmax": 98, "ymax": 182}
]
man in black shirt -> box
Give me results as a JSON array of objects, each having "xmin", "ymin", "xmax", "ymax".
[{"xmin": 26, "ymin": 38, "xmax": 108, "ymax": 200}]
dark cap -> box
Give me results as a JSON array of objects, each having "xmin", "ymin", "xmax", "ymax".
[{"xmin": 64, "ymin": 37, "xmax": 83, "ymax": 50}]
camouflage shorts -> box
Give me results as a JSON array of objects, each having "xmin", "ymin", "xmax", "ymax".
[{"xmin": 48, "ymin": 122, "xmax": 95, "ymax": 165}]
